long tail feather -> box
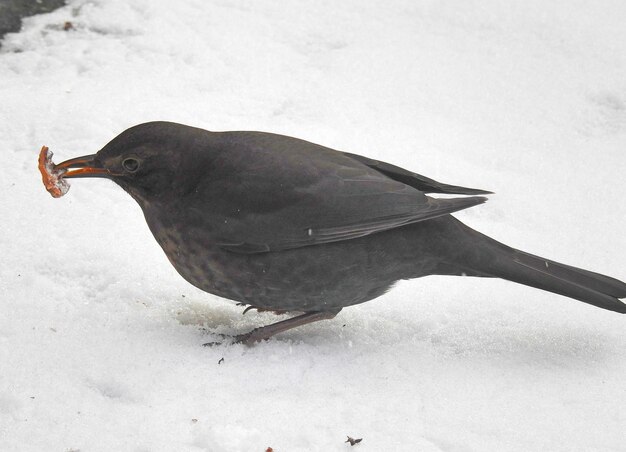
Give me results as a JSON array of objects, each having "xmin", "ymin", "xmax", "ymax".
[{"xmin": 445, "ymin": 219, "xmax": 626, "ymax": 313}]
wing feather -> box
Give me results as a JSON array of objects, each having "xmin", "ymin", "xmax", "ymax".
[
  {"xmin": 343, "ymin": 152, "xmax": 492, "ymax": 195},
  {"xmin": 189, "ymin": 131, "xmax": 490, "ymax": 254}
]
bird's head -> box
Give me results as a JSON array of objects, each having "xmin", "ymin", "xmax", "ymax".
[{"xmin": 55, "ymin": 122, "xmax": 213, "ymax": 204}]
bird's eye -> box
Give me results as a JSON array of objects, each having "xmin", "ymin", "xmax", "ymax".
[{"xmin": 122, "ymin": 158, "xmax": 140, "ymax": 173}]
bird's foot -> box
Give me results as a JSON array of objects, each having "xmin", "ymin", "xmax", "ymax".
[
  {"xmin": 202, "ymin": 333, "xmax": 230, "ymax": 347},
  {"xmin": 201, "ymin": 331, "xmax": 257, "ymax": 347},
  {"xmin": 241, "ymin": 304, "xmax": 289, "ymax": 316},
  {"xmin": 202, "ymin": 310, "xmax": 341, "ymax": 347}
]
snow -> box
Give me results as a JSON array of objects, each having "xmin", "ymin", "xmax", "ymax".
[{"xmin": 1, "ymin": 1, "xmax": 625, "ymax": 451}]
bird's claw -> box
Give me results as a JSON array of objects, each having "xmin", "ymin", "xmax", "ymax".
[
  {"xmin": 202, "ymin": 332, "xmax": 255, "ymax": 347},
  {"xmin": 241, "ymin": 304, "xmax": 289, "ymax": 316},
  {"xmin": 242, "ymin": 305, "xmax": 256, "ymax": 315},
  {"xmin": 202, "ymin": 333, "xmax": 231, "ymax": 347}
]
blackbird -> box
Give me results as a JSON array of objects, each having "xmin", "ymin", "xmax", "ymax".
[{"xmin": 54, "ymin": 121, "xmax": 626, "ymax": 344}]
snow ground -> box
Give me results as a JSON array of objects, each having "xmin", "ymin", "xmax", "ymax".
[{"xmin": 1, "ymin": 1, "xmax": 625, "ymax": 451}]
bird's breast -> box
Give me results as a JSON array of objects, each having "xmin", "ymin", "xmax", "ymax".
[{"xmin": 141, "ymin": 204, "xmax": 441, "ymax": 311}]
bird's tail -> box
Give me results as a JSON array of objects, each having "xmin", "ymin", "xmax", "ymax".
[{"xmin": 438, "ymin": 218, "xmax": 626, "ymax": 313}]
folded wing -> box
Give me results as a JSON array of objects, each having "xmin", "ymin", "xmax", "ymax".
[{"xmin": 197, "ymin": 132, "xmax": 490, "ymax": 254}]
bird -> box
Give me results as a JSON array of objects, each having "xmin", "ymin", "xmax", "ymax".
[{"xmin": 52, "ymin": 121, "xmax": 626, "ymax": 345}]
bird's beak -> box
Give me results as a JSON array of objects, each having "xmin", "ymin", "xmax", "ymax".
[{"xmin": 54, "ymin": 154, "xmax": 109, "ymax": 178}]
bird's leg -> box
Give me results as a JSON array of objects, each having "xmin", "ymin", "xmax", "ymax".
[
  {"xmin": 204, "ymin": 310, "xmax": 341, "ymax": 346},
  {"xmin": 235, "ymin": 310, "xmax": 340, "ymax": 345}
]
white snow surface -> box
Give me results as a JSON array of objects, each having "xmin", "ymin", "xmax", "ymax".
[{"xmin": 1, "ymin": 1, "xmax": 625, "ymax": 451}]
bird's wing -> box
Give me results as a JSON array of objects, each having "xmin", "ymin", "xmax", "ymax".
[
  {"xmin": 342, "ymin": 152, "xmax": 492, "ymax": 195},
  {"xmin": 218, "ymin": 195, "xmax": 487, "ymax": 254},
  {"xmin": 191, "ymin": 132, "xmax": 488, "ymax": 254}
]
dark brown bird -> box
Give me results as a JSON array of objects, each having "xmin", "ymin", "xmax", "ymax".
[{"xmin": 53, "ymin": 121, "xmax": 626, "ymax": 344}]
